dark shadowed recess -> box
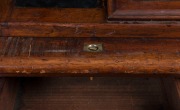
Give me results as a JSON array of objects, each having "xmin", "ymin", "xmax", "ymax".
[
  {"xmin": 13, "ymin": 77, "xmax": 169, "ymax": 110},
  {"xmin": 15, "ymin": 0, "xmax": 102, "ymax": 8}
]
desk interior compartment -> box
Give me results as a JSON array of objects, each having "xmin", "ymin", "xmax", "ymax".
[{"xmin": 0, "ymin": 77, "xmax": 178, "ymax": 110}]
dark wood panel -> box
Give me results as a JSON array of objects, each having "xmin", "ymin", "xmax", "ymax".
[
  {"xmin": 0, "ymin": 78, "xmax": 6, "ymax": 94},
  {"xmin": 163, "ymin": 78, "xmax": 180, "ymax": 110},
  {"xmin": 16, "ymin": 77, "xmax": 168, "ymax": 110},
  {"xmin": 2, "ymin": 23, "xmax": 180, "ymax": 38},
  {"xmin": 108, "ymin": 0, "xmax": 180, "ymax": 20},
  {"xmin": 0, "ymin": 78, "xmax": 19, "ymax": 110}
]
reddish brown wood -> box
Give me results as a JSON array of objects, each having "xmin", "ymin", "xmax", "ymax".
[
  {"xmin": 0, "ymin": 0, "xmax": 13, "ymax": 22},
  {"xmin": 0, "ymin": 0, "xmax": 106, "ymax": 23},
  {"xmin": 0, "ymin": 53, "xmax": 179, "ymax": 76},
  {"xmin": 2, "ymin": 22, "xmax": 180, "ymax": 38},
  {"xmin": 1, "ymin": 38, "xmax": 180, "ymax": 57},
  {"xmin": 0, "ymin": 0, "xmax": 179, "ymax": 77},
  {"xmin": 108, "ymin": 0, "xmax": 180, "ymax": 20},
  {"xmin": 0, "ymin": 0, "xmax": 179, "ymax": 110},
  {"xmin": 0, "ymin": 0, "xmax": 106, "ymax": 37},
  {"xmin": 0, "ymin": 78, "xmax": 19, "ymax": 110},
  {"xmin": 0, "ymin": 37, "xmax": 179, "ymax": 76},
  {"xmin": 0, "ymin": 0, "xmax": 180, "ymax": 38},
  {"xmin": 9, "ymin": 8, "xmax": 105, "ymax": 23},
  {"xmin": 0, "ymin": 0, "xmax": 13, "ymax": 37},
  {"xmin": 163, "ymin": 78, "xmax": 180, "ymax": 110}
]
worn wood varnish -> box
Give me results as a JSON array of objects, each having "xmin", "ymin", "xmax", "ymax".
[
  {"xmin": 0, "ymin": 37, "xmax": 179, "ymax": 76},
  {"xmin": 0, "ymin": 0, "xmax": 180, "ymax": 110},
  {"xmin": 2, "ymin": 23, "xmax": 180, "ymax": 38},
  {"xmin": 0, "ymin": 54, "xmax": 180, "ymax": 76},
  {"xmin": 0, "ymin": 0, "xmax": 180, "ymax": 76}
]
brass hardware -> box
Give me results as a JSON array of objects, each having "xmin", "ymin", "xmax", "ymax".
[{"xmin": 84, "ymin": 44, "xmax": 103, "ymax": 52}]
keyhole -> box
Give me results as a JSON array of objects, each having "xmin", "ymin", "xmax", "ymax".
[
  {"xmin": 84, "ymin": 43, "xmax": 103, "ymax": 52},
  {"xmin": 88, "ymin": 44, "xmax": 99, "ymax": 51}
]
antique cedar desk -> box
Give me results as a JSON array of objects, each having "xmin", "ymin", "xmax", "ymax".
[{"xmin": 0, "ymin": 0, "xmax": 180, "ymax": 110}]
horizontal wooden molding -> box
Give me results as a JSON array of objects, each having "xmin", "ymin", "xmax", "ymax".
[
  {"xmin": 1, "ymin": 22, "xmax": 180, "ymax": 38},
  {"xmin": 0, "ymin": 53, "xmax": 179, "ymax": 76}
]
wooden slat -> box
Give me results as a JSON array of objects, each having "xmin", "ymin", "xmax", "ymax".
[
  {"xmin": 163, "ymin": 78, "xmax": 180, "ymax": 110},
  {"xmin": 2, "ymin": 23, "xmax": 180, "ymax": 38},
  {"xmin": 0, "ymin": 53, "xmax": 179, "ymax": 76}
]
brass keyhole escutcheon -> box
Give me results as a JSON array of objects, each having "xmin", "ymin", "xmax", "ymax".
[
  {"xmin": 88, "ymin": 44, "xmax": 99, "ymax": 51},
  {"xmin": 84, "ymin": 44, "xmax": 103, "ymax": 52}
]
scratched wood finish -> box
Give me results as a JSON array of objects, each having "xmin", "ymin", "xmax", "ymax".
[
  {"xmin": 0, "ymin": 1, "xmax": 179, "ymax": 110},
  {"xmin": 0, "ymin": 0, "xmax": 180, "ymax": 77},
  {"xmin": 1, "ymin": 38, "xmax": 180, "ymax": 56},
  {"xmin": 0, "ymin": 37, "xmax": 180, "ymax": 76},
  {"xmin": 163, "ymin": 78, "xmax": 180, "ymax": 110},
  {"xmin": 108, "ymin": 0, "xmax": 180, "ymax": 20},
  {"xmin": 1, "ymin": 1, "xmax": 180, "ymax": 38},
  {"xmin": 2, "ymin": 23, "xmax": 180, "ymax": 38},
  {"xmin": 0, "ymin": 54, "xmax": 180, "ymax": 76}
]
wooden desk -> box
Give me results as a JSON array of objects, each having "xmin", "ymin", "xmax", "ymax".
[
  {"xmin": 0, "ymin": 0, "xmax": 180, "ymax": 110},
  {"xmin": 0, "ymin": 0, "xmax": 180, "ymax": 76}
]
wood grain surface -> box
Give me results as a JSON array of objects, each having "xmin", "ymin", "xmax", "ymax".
[
  {"xmin": 0, "ymin": 54, "xmax": 179, "ymax": 76},
  {"xmin": 2, "ymin": 23, "xmax": 180, "ymax": 38},
  {"xmin": 0, "ymin": 0, "xmax": 180, "ymax": 77},
  {"xmin": 0, "ymin": 37, "xmax": 180, "ymax": 76}
]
